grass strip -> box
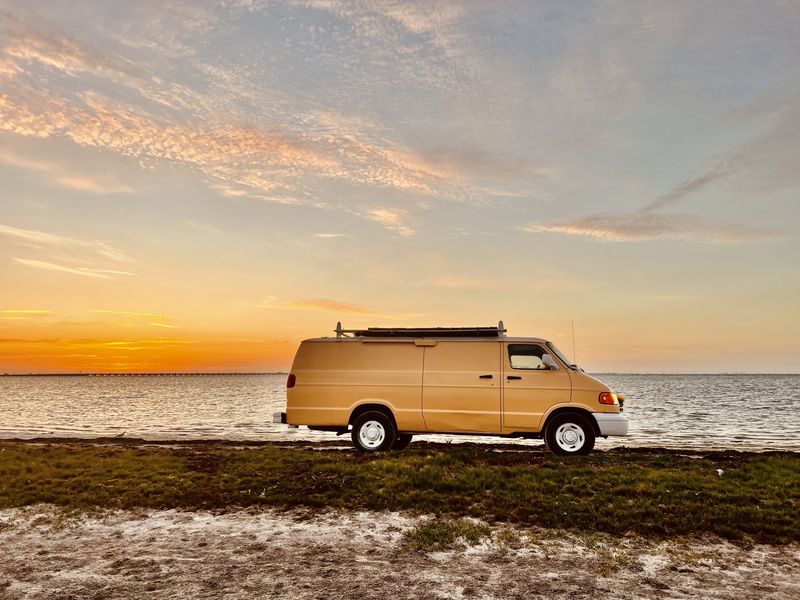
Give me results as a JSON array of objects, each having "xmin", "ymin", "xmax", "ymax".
[{"xmin": 1, "ymin": 442, "xmax": 798, "ymax": 543}]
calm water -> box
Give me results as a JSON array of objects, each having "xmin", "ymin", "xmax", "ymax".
[{"xmin": 1, "ymin": 374, "xmax": 798, "ymax": 450}]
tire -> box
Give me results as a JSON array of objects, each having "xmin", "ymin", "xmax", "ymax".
[
  {"xmin": 544, "ymin": 413, "xmax": 595, "ymax": 456},
  {"xmin": 351, "ymin": 411, "xmax": 397, "ymax": 453},
  {"xmin": 393, "ymin": 434, "xmax": 413, "ymax": 450}
]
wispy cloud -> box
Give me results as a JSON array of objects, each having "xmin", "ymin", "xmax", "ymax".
[
  {"xmin": 52, "ymin": 175, "xmax": 132, "ymax": 195},
  {"xmin": 0, "ymin": 309, "xmax": 51, "ymax": 321},
  {"xmin": 12, "ymin": 258, "xmax": 135, "ymax": 278},
  {"xmin": 91, "ymin": 310, "xmax": 168, "ymax": 320},
  {"xmin": 312, "ymin": 233, "xmax": 348, "ymax": 238},
  {"xmin": 641, "ymin": 155, "xmax": 743, "ymax": 213},
  {"xmin": 0, "ymin": 222, "xmax": 133, "ymax": 279},
  {"xmin": 0, "ymin": 149, "xmax": 132, "ymax": 194},
  {"xmin": 364, "ymin": 208, "xmax": 415, "ymax": 237},
  {"xmin": 281, "ymin": 299, "xmax": 380, "ymax": 315},
  {"xmin": 526, "ymin": 213, "xmax": 785, "ymax": 244},
  {"xmin": 0, "ymin": 222, "xmax": 129, "ymax": 260},
  {"xmin": 91, "ymin": 310, "xmax": 175, "ymax": 329},
  {"xmin": 259, "ymin": 297, "xmax": 421, "ymax": 320}
]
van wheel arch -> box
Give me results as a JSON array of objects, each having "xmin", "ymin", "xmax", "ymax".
[
  {"xmin": 349, "ymin": 403, "xmax": 397, "ymax": 429},
  {"xmin": 542, "ymin": 408, "xmax": 600, "ymax": 437}
]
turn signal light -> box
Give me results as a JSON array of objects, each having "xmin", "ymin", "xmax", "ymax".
[
  {"xmin": 286, "ymin": 373, "xmax": 296, "ymax": 388},
  {"xmin": 598, "ymin": 392, "xmax": 618, "ymax": 405}
]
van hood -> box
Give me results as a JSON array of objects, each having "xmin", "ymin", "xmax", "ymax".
[{"xmin": 570, "ymin": 369, "xmax": 611, "ymax": 392}]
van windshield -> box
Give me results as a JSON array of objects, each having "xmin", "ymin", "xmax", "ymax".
[{"xmin": 546, "ymin": 342, "xmax": 577, "ymax": 370}]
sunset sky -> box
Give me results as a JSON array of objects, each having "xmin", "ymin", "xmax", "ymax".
[{"xmin": 1, "ymin": 1, "xmax": 798, "ymax": 374}]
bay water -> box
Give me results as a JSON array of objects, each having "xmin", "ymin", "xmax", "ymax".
[{"xmin": 1, "ymin": 373, "xmax": 797, "ymax": 450}]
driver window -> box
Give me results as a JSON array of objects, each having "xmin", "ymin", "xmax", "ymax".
[{"xmin": 508, "ymin": 344, "xmax": 547, "ymax": 370}]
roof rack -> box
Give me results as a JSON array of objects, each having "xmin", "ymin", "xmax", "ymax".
[{"xmin": 335, "ymin": 321, "xmax": 506, "ymax": 339}]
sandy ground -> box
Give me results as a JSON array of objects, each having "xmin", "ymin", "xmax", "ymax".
[{"xmin": 0, "ymin": 506, "xmax": 798, "ymax": 600}]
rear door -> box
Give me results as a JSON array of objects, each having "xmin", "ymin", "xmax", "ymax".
[
  {"xmin": 502, "ymin": 342, "xmax": 571, "ymax": 430},
  {"xmin": 422, "ymin": 341, "xmax": 501, "ymax": 433}
]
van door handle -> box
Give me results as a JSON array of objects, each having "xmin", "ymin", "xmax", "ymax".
[
  {"xmin": 479, "ymin": 374, "xmax": 493, "ymax": 379},
  {"xmin": 507, "ymin": 375, "xmax": 522, "ymax": 380}
]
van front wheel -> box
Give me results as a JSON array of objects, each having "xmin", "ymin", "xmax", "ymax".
[
  {"xmin": 544, "ymin": 414, "xmax": 595, "ymax": 456},
  {"xmin": 352, "ymin": 411, "xmax": 396, "ymax": 453}
]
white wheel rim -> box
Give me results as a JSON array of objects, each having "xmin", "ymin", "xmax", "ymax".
[
  {"xmin": 358, "ymin": 420, "xmax": 385, "ymax": 449},
  {"xmin": 555, "ymin": 423, "xmax": 585, "ymax": 452}
]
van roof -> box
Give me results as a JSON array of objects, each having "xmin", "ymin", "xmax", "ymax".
[
  {"xmin": 304, "ymin": 322, "xmax": 549, "ymax": 344},
  {"xmin": 303, "ymin": 336, "xmax": 550, "ymax": 344}
]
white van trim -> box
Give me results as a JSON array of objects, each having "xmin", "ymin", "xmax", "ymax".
[{"xmin": 593, "ymin": 413, "xmax": 629, "ymax": 436}]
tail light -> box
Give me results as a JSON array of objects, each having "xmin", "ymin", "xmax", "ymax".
[
  {"xmin": 286, "ymin": 373, "xmax": 296, "ymax": 388},
  {"xmin": 598, "ymin": 392, "xmax": 618, "ymax": 405}
]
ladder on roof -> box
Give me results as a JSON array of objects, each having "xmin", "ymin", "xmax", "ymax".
[{"xmin": 334, "ymin": 321, "xmax": 506, "ymax": 338}]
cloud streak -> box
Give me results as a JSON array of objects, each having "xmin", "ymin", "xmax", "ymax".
[
  {"xmin": 260, "ymin": 297, "xmax": 422, "ymax": 320},
  {"xmin": 12, "ymin": 258, "xmax": 135, "ymax": 278},
  {"xmin": 0, "ymin": 149, "xmax": 132, "ymax": 194},
  {"xmin": 526, "ymin": 213, "xmax": 785, "ymax": 244},
  {"xmin": 641, "ymin": 156, "xmax": 743, "ymax": 213},
  {"xmin": 364, "ymin": 208, "xmax": 415, "ymax": 237}
]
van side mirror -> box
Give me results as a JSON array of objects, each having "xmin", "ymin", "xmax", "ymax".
[{"xmin": 542, "ymin": 354, "xmax": 559, "ymax": 370}]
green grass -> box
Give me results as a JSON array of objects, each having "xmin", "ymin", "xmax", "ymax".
[
  {"xmin": 1, "ymin": 442, "xmax": 798, "ymax": 543},
  {"xmin": 403, "ymin": 518, "xmax": 491, "ymax": 551}
]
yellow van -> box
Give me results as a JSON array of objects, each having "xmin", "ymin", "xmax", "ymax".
[{"xmin": 274, "ymin": 322, "xmax": 627, "ymax": 455}]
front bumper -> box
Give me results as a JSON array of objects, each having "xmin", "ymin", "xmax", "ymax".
[{"xmin": 593, "ymin": 413, "xmax": 628, "ymax": 436}]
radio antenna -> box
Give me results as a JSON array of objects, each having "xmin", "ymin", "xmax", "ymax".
[{"xmin": 571, "ymin": 319, "xmax": 577, "ymax": 364}]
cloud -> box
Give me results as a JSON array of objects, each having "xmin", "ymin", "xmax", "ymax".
[
  {"xmin": 91, "ymin": 310, "xmax": 176, "ymax": 329},
  {"xmin": 0, "ymin": 223, "xmax": 133, "ymax": 279},
  {"xmin": 52, "ymin": 175, "xmax": 132, "ymax": 195},
  {"xmin": 0, "ymin": 222, "xmax": 130, "ymax": 261},
  {"xmin": 91, "ymin": 310, "xmax": 168, "ymax": 320},
  {"xmin": 0, "ymin": 9, "xmax": 466, "ymax": 206},
  {"xmin": 526, "ymin": 213, "xmax": 785, "ymax": 244},
  {"xmin": 312, "ymin": 233, "xmax": 348, "ymax": 238},
  {"xmin": 0, "ymin": 309, "xmax": 51, "ymax": 320},
  {"xmin": 259, "ymin": 297, "xmax": 422, "ymax": 320},
  {"xmin": 364, "ymin": 208, "xmax": 415, "ymax": 237},
  {"xmin": 641, "ymin": 155, "xmax": 743, "ymax": 213},
  {"xmin": 0, "ymin": 147, "xmax": 134, "ymax": 193},
  {"xmin": 0, "ymin": 222, "xmax": 73, "ymax": 246},
  {"xmin": 12, "ymin": 258, "xmax": 135, "ymax": 278},
  {"xmin": 281, "ymin": 299, "xmax": 380, "ymax": 315},
  {"xmin": 0, "ymin": 309, "xmax": 51, "ymax": 321}
]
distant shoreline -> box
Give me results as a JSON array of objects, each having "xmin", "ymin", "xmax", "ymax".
[
  {"xmin": 1, "ymin": 372, "xmax": 798, "ymax": 377},
  {"xmin": 0, "ymin": 372, "xmax": 289, "ymax": 377}
]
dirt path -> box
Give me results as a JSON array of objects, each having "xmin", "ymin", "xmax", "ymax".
[{"xmin": 1, "ymin": 506, "xmax": 798, "ymax": 600}]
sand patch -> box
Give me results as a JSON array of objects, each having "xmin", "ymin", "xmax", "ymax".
[{"xmin": 0, "ymin": 506, "xmax": 798, "ymax": 599}]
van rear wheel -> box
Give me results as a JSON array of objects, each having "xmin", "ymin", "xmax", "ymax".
[
  {"xmin": 544, "ymin": 414, "xmax": 595, "ymax": 456},
  {"xmin": 351, "ymin": 411, "xmax": 396, "ymax": 453}
]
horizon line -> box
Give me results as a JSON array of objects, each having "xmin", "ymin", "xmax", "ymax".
[{"xmin": 1, "ymin": 371, "xmax": 799, "ymax": 377}]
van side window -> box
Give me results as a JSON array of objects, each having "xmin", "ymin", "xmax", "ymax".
[{"xmin": 508, "ymin": 344, "xmax": 547, "ymax": 370}]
